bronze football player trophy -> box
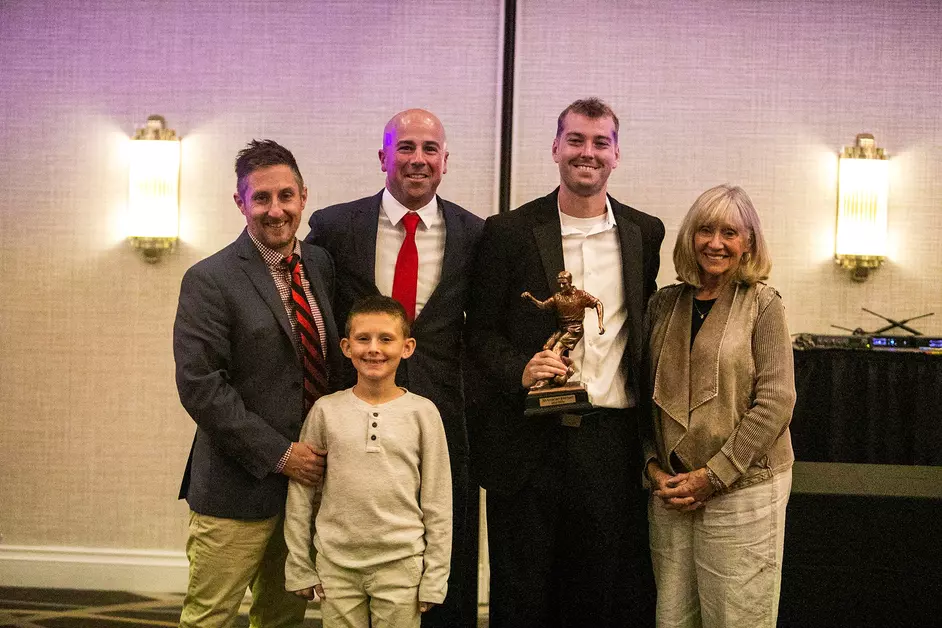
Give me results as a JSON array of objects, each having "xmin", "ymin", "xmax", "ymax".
[{"xmin": 521, "ymin": 270, "xmax": 603, "ymax": 416}]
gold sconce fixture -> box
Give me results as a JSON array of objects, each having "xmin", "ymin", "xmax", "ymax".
[
  {"xmin": 835, "ymin": 133, "xmax": 888, "ymax": 282},
  {"xmin": 127, "ymin": 115, "xmax": 180, "ymax": 263}
]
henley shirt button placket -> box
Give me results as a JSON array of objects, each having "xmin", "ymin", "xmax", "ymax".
[{"xmin": 367, "ymin": 411, "xmax": 381, "ymax": 449}]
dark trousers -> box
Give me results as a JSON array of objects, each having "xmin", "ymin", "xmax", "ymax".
[
  {"xmin": 486, "ymin": 409, "xmax": 655, "ymax": 628},
  {"xmin": 422, "ymin": 454, "xmax": 480, "ymax": 628}
]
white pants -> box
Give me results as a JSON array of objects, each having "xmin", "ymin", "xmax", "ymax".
[
  {"xmin": 649, "ymin": 469, "xmax": 792, "ymax": 628},
  {"xmin": 315, "ymin": 552, "xmax": 424, "ymax": 628}
]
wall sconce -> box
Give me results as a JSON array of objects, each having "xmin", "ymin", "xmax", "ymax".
[
  {"xmin": 835, "ymin": 133, "xmax": 888, "ymax": 282},
  {"xmin": 127, "ymin": 115, "xmax": 180, "ymax": 263}
]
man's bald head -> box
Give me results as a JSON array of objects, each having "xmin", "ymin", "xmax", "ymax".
[
  {"xmin": 379, "ymin": 109, "xmax": 449, "ymax": 211},
  {"xmin": 383, "ymin": 109, "xmax": 447, "ymax": 149}
]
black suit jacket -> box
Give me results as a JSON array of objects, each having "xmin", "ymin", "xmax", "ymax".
[
  {"xmin": 173, "ymin": 229, "xmax": 343, "ymax": 519},
  {"xmin": 465, "ymin": 189, "xmax": 664, "ymax": 493},
  {"xmin": 306, "ymin": 190, "xmax": 484, "ymax": 459}
]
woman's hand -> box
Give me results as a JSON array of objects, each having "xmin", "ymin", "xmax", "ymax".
[
  {"xmin": 651, "ymin": 465, "xmax": 715, "ymax": 511},
  {"xmin": 646, "ymin": 460, "xmax": 673, "ymax": 492},
  {"xmin": 647, "ymin": 461, "xmax": 697, "ymax": 510}
]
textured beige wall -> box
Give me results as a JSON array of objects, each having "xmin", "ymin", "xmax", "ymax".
[
  {"xmin": 2, "ymin": 0, "xmax": 941, "ymax": 559},
  {"xmin": 512, "ymin": 0, "xmax": 942, "ymax": 336},
  {"xmin": 0, "ymin": 0, "xmax": 501, "ymax": 550}
]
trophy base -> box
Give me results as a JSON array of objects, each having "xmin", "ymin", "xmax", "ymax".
[{"xmin": 524, "ymin": 382, "xmax": 592, "ymax": 417}]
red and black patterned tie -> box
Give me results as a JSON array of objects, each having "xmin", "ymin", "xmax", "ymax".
[{"xmin": 285, "ymin": 254, "xmax": 328, "ymax": 413}]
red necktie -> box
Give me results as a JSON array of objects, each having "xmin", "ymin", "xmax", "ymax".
[
  {"xmin": 391, "ymin": 212, "xmax": 421, "ymax": 320},
  {"xmin": 285, "ymin": 254, "xmax": 328, "ymax": 413}
]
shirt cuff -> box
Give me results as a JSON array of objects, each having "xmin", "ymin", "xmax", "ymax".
[{"xmin": 275, "ymin": 443, "xmax": 293, "ymax": 473}]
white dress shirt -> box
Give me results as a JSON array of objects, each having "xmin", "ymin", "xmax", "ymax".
[
  {"xmin": 558, "ymin": 199, "xmax": 631, "ymax": 409},
  {"xmin": 375, "ymin": 189, "xmax": 446, "ymax": 318}
]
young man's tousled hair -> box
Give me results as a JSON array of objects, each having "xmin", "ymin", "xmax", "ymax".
[{"xmin": 556, "ymin": 97, "xmax": 620, "ymax": 142}]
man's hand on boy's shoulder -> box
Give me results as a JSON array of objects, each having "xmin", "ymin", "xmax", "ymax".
[
  {"xmin": 281, "ymin": 443, "xmax": 328, "ymax": 486},
  {"xmin": 419, "ymin": 601, "xmax": 437, "ymax": 613}
]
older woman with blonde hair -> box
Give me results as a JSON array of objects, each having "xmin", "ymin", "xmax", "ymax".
[{"xmin": 644, "ymin": 184, "xmax": 796, "ymax": 628}]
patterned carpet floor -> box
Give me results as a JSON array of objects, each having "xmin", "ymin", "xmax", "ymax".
[
  {"xmin": 0, "ymin": 588, "xmax": 489, "ymax": 627},
  {"xmin": 0, "ymin": 587, "xmax": 322, "ymax": 627}
]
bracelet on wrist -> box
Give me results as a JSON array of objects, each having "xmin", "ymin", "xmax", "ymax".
[{"xmin": 705, "ymin": 467, "xmax": 725, "ymax": 494}]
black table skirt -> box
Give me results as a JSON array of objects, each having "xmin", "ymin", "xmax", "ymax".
[
  {"xmin": 792, "ymin": 349, "xmax": 942, "ymax": 466},
  {"xmin": 778, "ymin": 462, "xmax": 942, "ymax": 628}
]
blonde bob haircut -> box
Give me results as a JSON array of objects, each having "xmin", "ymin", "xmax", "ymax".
[{"xmin": 673, "ymin": 184, "xmax": 771, "ymax": 287}]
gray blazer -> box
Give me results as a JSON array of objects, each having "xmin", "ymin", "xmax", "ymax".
[{"xmin": 174, "ymin": 229, "xmax": 342, "ymax": 519}]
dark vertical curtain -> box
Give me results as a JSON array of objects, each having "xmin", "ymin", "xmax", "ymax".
[{"xmin": 792, "ymin": 349, "xmax": 942, "ymax": 466}]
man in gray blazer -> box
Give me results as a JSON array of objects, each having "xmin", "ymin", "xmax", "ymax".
[
  {"xmin": 174, "ymin": 140, "xmax": 342, "ymax": 628},
  {"xmin": 306, "ymin": 109, "xmax": 483, "ymax": 628}
]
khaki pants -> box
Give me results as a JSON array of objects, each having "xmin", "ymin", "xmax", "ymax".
[
  {"xmin": 649, "ymin": 469, "xmax": 792, "ymax": 628},
  {"xmin": 179, "ymin": 511, "xmax": 307, "ymax": 628},
  {"xmin": 316, "ymin": 552, "xmax": 423, "ymax": 628}
]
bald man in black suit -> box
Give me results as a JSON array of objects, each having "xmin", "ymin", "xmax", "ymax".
[{"xmin": 306, "ymin": 109, "xmax": 483, "ymax": 628}]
